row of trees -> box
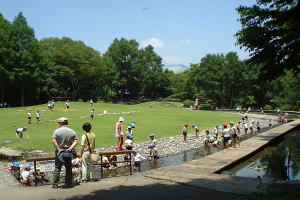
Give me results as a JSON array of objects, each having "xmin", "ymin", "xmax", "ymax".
[{"xmin": 0, "ymin": 0, "xmax": 299, "ymax": 110}]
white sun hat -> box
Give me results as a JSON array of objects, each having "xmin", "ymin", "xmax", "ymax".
[
  {"xmin": 119, "ymin": 117, "xmax": 124, "ymax": 122},
  {"xmin": 57, "ymin": 117, "xmax": 68, "ymax": 123}
]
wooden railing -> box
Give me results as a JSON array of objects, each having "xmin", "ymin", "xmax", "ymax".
[{"xmin": 26, "ymin": 150, "xmax": 133, "ymax": 187}]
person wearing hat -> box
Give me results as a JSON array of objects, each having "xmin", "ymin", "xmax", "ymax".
[
  {"xmin": 133, "ymin": 150, "xmax": 145, "ymax": 172},
  {"xmin": 115, "ymin": 117, "xmax": 124, "ymax": 151},
  {"xmin": 9, "ymin": 161, "xmax": 21, "ymax": 181},
  {"xmin": 182, "ymin": 123, "xmax": 189, "ymax": 142},
  {"xmin": 20, "ymin": 164, "xmax": 32, "ymax": 186},
  {"xmin": 191, "ymin": 124, "xmax": 200, "ymax": 138},
  {"xmin": 52, "ymin": 117, "xmax": 77, "ymax": 188},
  {"xmin": 222, "ymin": 123, "xmax": 232, "ymax": 148},
  {"xmin": 148, "ymin": 133, "xmax": 159, "ymax": 163},
  {"xmin": 16, "ymin": 127, "xmax": 28, "ymax": 141}
]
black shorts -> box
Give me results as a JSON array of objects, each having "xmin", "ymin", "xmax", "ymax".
[
  {"xmin": 245, "ymin": 128, "xmax": 248, "ymax": 131},
  {"xmin": 182, "ymin": 131, "xmax": 187, "ymax": 136},
  {"xmin": 67, "ymin": 106, "xmax": 69, "ymax": 109},
  {"xmin": 223, "ymin": 136, "xmax": 231, "ymax": 143},
  {"xmin": 250, "ymin": 127, "xmax": 253, "ymax": 130},
  {"xmin": 232, "ymin": 133, "xmax": 239, "ymax": 139},
  {"xmin": 152, "ymin": 155, "xmax": 159, "ymax": 160},
  {"xmin": 257, "ymin": 127, "xmax": 261, "ymax": 130},
  {"xmin": 36, "ymin": 117, "xmax": 40, "ymax": 120},
  {"xmin": 28, "ymin": 117, "xmax": 31, "ymax": 119},
  {"xmin": 134, "ymin": 161, "xmax": 141, "ymax": 167},
  {"xmin": 126, "ymin": 146, "xmax": 133, "ymax": 150}
]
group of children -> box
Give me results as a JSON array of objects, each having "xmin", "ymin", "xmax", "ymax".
[
  {"xmin": 27, "ymin": 110, "xmax": 40, "ymax": 124},
  {"xmin": 181, "ymin": 115, "xmax": 265, "ymax": 149},
  {"xmin": 6, "ymin": 161, "xmax": 48, "ymax": 186}
]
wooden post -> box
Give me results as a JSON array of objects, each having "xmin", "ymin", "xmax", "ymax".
[
  {"xmin": 34, "ymin": 161, "xmax": 37, "ymax": 187},
  {"xmin": 100, "ymin": 155, "xmax": 103, "ymax": 179},
  {"xmin": 129, "ymin": 152, "xmax": 132, "ymax": 175}
]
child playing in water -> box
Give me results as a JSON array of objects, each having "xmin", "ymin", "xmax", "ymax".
[
  {"xmin": 256, "ymin": 120, "xmax": 261, "ymax": 133},
  {"xmin": 191, "ymin": 124, "xmax": 200, "ymax": 138},
  {"xmin": 268, "ymin": 118, "xmax": 272, "ymax": 127},
  {"xmin": 204, "ymin": 130, "xmax": 213, "ymax": 148},
  {"xmin": 231, "ymin": 127, "xmax": 240, "ymax": 148},
  {"xmin": 182, "ymin": 123, "xmax": 189, "ymax": 142},
  {"xmin": 222, "ymin": 124, "xmax": 231, "ymax": 148},
  {"xmin": 8, "ymin": 161, "xmax": 21, "ymax": 181},
  {"xmin": 132, "ymin": 150, "xmax": 145, "ymax": 172},
  {"xmin": 148, "ymin": 133, "xmax": 159, "ymax": 163}
]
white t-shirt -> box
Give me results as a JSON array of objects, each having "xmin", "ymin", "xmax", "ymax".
[
  {"xmin": 133, "ymin": 153, "xmax": 145, "ymax": 162},
  {"xmin": 27, "ymin": 112, "xmax": 31, "ymax": 117},
  {"xmin": 16, "ymin": 128, "xmax": 24, "ymax": 133},
  {"xmin": 21, "ymin": 171, "xmax": 31, "ymax": 180},
  {"xmin": 223, "ymin": 128, "xmax": 231, "ymax": 137},
  {"xmin": 36, "ymin": 112, "xmax": 40, "ymax": 118},
  {"xmin": 125, "ymin": 139, "xmax": 133, "ymax": 147}
]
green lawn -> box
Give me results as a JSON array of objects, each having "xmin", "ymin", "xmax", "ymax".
[{"xmin": 0, "ymin": 101, "xmax": 240, "ymax": 154}]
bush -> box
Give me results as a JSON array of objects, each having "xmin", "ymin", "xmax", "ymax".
[
  {"xmin": 164, "ymin": 92, "xmax": 189, "ymax": 102},
  {"xmin": 281, "ymin": 104, "xmax": 300, "ymax": 111},
  {"xmin": 157, "ymin": 97, "xmax": 164, "ymax": 102},
  {"xmin": 264, "ymin": 105, "xmax": 273, "ymax": 110},
  {"xmin": 182, "ymin": 99, "xmax": 194, "ymax": 108},
  {"xmin": 201, "ymin": 103, "xmax": 212, "ymax": 110}
]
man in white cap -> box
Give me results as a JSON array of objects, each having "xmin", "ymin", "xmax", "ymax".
[
  {"xmin": 115, "ymin": 117, "xmax": 124, "ymax": 151},
  {"xmin": 52, "ymin": 117, "xmax": 77, "ymax": 188}
]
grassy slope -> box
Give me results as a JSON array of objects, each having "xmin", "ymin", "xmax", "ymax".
[{"xmin": 0, "ymin": 101, "xmax": 240, "ymax": 153}]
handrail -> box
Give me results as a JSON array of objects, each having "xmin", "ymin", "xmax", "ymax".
[{"xmin": 26, "ymin": 150, "xmax": 133, "ymax": 187}]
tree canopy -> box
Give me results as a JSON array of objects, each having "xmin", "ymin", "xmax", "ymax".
[{"xmin": 236, "ymin": 0, "xmax": 300, "ymax": 78}]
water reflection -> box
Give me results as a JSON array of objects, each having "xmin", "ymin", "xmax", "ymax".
[{"xmin": 229, "ymin": 129, "xmax": 300, "ymax": 181}]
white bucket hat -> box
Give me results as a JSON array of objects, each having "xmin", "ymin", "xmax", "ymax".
[{"xmin": 119, "ymin": 117, "xmax": 124, "ymax": 122}]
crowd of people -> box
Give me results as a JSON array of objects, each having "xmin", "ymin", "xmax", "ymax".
[{"xmin": 7, "ymin": 101, "xmax": 289, "ymax": 189}]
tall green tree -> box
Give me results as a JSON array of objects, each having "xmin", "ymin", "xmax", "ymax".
[
  {"xmin": 236, "ymin": 0, "xmax": 300, "ymax": 78},
  {"xmin": 0, "ymin": 13, "xmax": 12, "ymax": 102},
  {"xmin": 10, "ymin": 12, "xmax": 48, "ymax": 106},
  {"xmin": 40, "ymin": 37, "xmax": 104, "ymax": 100}
]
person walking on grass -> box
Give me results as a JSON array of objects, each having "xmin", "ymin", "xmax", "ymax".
[
  {"xmin": 27, "ymin": 110, "xmax": 32, "ymax": 124},
  {"xmin": 90, "ymin": 108, "xmax": 95, "ymax": 121},
  {"xmin": 80, "ymin": 123, "xmax": 100, "ymax": 182},
  {"xmin": 36, "ymin": 110, "xmax": 40, "ymax": 124},
  {"xmin": 115, "ymin": 117, "xmax": 124, "ymax": 151},
  {"xmin": 52, "ymin": 117, "xmax": 77, "ymax": 189}
]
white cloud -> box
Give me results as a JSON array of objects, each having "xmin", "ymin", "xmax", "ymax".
[
  {"xmin": 178, "ymin": 39, "xmax": 191, "ymax": 44},
  {"xmin": 142, "ymin": 38, "xmax": 164, "ymax": 48},
  {"xmin": 163, "ymin": 56, "xmax": 185, "ymax": 64}
]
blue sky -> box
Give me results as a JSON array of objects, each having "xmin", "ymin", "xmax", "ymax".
[{"xmin": 1, "ymin": 0, "xmax": 256, "ymax": 68}]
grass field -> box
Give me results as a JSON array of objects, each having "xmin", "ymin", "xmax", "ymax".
[{"xmin": 0, "ymin": 101, "xmax": 240, "ymax": 154}]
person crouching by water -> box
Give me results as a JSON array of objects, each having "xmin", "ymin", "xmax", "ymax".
[
  {"xmin": 52, "ymin": 117, "xmax": 77, "ymax": 189},
  {"xmin": 80, "ymin": 123, "xmax": 100, "ymax": 182}
]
